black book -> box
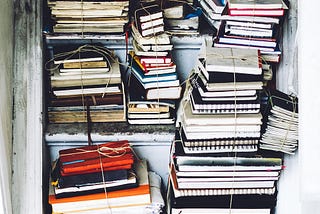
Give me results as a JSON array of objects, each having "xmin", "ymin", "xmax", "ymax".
[
  {"xmin": 56, "ymin": 169, "xmax": 129, "ymax": 188},
  {"xmin": 190, "ymin": 86, "xmax": 260, "ymax": 111},
  {"xmin": 167, "ymin": 180, "xmax": 277, "ymax": 209},
  {"xmin": 266, "ymin": 89, "xmax": 298, "ymax": 113},
  {"xmin": 203, "ymin": 70, "xmax": 263, "ymax": 83}
]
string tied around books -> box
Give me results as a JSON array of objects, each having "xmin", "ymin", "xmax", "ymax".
[{"xmin": 270, "ymin": 93, "xmax": 298, "ymax": 154}]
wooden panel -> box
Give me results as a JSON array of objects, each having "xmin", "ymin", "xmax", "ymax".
[{"xmin": 12, "ymin": 0, "xmax": 44, "ymax": 213}]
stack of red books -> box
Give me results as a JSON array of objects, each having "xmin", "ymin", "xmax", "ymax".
[{"xmin": 48, "ymin": 141, "xmax": 152, "ymax": 213}]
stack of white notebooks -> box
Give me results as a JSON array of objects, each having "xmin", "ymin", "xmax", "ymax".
[
  {"xmin": 260, "ymin": 89, "xmax": 298, "ymax": 155},
  {"xmin": 167, "ymin": 45, "xmax": 284, "ymax": 214}
]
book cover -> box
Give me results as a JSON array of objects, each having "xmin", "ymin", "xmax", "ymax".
[
  {"xmin": 59, "ymin": 141, "xmax": 132, "ymax": 163},
  {"xmin": 205, "ymin": 47, "xmax": 262, "ymax": 75}
]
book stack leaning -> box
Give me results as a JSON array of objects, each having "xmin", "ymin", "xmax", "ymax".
[
  {"xmin": 127, "ymin": 3, "xmax": 182, "ymax": 125},
  {"xmin": 48, "ymin": 141, "xmax": 161, "ymax": 214},
  {"xmin": 46, "ymin": 45, "xmax": 126, "ymax": 123},
  {"xmin": 166, "ymin": 45, "xmax": 283, "ymax": 214}
]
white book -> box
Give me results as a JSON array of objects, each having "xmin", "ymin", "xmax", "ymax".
[
  {"xmin": 54, "ymin": 57, "xmax": 104, "ymax": 65},
  {"xmin": 205, "ymin": 46, "xmax": 262, "ymax": 75},
  {"xmin": 177, "ymin": 180, "xmax": 275, "ymax": 189},
  {"xmin": 131, "ymin": 24, "xmax": 170, "ymax": 45}
]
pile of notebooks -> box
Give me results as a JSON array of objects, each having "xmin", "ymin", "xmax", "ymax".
[
  {"xmin": 167, "ymin": 138, "xmax": 283, "ymax": 214},
  {"xmin": 127, "ymin": 3, "xmax": 182, "ymax": 125},
  {"xmin": 180, "ymin": 46, "xmax": 264, "ymax": 153},
  {"xmin": 167, "ymin": 45, "xmax": 283, "ymax": 213},
  {"xmin": 48, "ymin": 141, "xmax": 165, "ymax": 213},
  {"xmin": 197, "ymin": 0, "xmax": 227, "ymax": 29},
  {"xmin": 212, "ymin": 0, "xmax": 288, "ymax": 64},
  {"xmin": 162, "ymin": 1, "xmax": 200, "ymax": 35},
  {"xmin": 46, "ymin": 44, "xmax": 126, "ymax": 123},
  {"xmin": 47, "ymin": 0, "xmax": 129, "ymax": 34},
  {"xmin": 260, "ymin": 89, "xmax": 299, "ymax": 155}
]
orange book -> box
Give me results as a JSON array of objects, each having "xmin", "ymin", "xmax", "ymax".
[{"xmin": 60, "ymin": 153, "xmax": 134, "ymax": 175}]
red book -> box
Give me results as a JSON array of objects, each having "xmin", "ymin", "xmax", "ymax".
[
  {"xmin": 60, "ymin": 153, "xmax": 134, "ymax": 176},
  {"xmin": 59, "ymin": 140, "xmax": 132, "ymax": 163},
  {"xmin": 60, "ymin": 164, "xmax": 133, "ymax": 176}
]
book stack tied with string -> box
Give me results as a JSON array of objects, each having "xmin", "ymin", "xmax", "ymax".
[
  {"xmin": 46, "ymin": 0, "xmax": 130, "ymax": 34},
  {"xmin": 166, "ymin": 45, "xmax": 284, "ymax": 214},
  {"xmin": 197, "ymin": 0, "xmax": 288, "ymax": 68},
  {"xmin": 162, "ymin": 0, "xmax": 200, "ymax": 35},
  {"xmin": 260, "ymin": 89, "xmax": 298, "ymax": 155},
  {"xmin": 213, "ymin": 0, "xmax": 288, "ymax": 65},
  {"xmin": 46, "ymin": 45, "xmax": 126, "ymax": 123},
  {"xmin": 48, "ymin": 140, "xmax": 165, "ymax": 214},
  {"xmin": 127, "ymin": 2, "xmax": 182, "ymax": 125}
]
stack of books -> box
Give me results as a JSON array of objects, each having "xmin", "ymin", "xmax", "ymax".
[
  {"xmin": 46, "ymin": 45, "xmax": 126, "ymax": 123},
  {"xmin": 167, "ymin": 139, "xmax": 283, "ymax": 214},
  {"xmin": 49, "ymin": 141, "xmax": 164, "ymax": 213},
  {"xmin": 162, "ymin": 1, "xmax": 200, "ymax": 35},
  {"xmin": 167, "ymin": 46, "xmax": 283, "ymax": 213},
  {"xmin": 47, "ymin": 0, "xmax": 129, "ymax": 34},
  {"xmin": 181, "ymin": 46, "xmax": 264, "ymax": 153},
  {"xmin": 127, "ymin": 3, "xmax": 182, "ymax": 125},
  {"xmin": 212, "ymin": 0, "xmax": 288, "ymax": 64},
  {"xmin": 197, "ymin": 0, "xmax": 227, "ymax": 29},
  {"xmin": 260, "ymin": 89, "xmax": 298, "ymax": 155}
]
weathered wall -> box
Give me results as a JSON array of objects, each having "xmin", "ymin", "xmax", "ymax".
[
  {"xmin": 0, "ymin": 0, "xmax": 13, "ymax": 213},
  {"xmin": 12, "ymin": 0, "xmax": 44, "ymax": 213}
]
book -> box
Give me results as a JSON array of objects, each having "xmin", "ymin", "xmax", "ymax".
[
  {"xmin": 218, "ymin": 35, "xmax": 277, "ymax": 48},
  {"xmin": 204, "ymin": 0, "xmax": 226, "ymax": 13},
  {"xmin": 227, "ymin": 0, "xmax": 284, "ymax": 9},
  {"xmin": 52, "ymin": 84, "xmax": 122, "ymax": 97},
  {"xmin": 139, "ymin": 55, "xmax": 172, "ymax": 64},
  {"xmin": 190, "ymin": 73, "xmax": 258, "ymax": 97},
  {"xmin": 130, "ymin": 62, "xmax": 178, "ymax": 83},
  {"xmin": 167, "ymin": 182, "xmax": 276, "ymax": 213},
  {"xmin": 127, "ymin": 102, "xmax": 173, "ymax": 113},
  {"xmin": 58, "ymin": 141, "xmax": 132, "ymax": 163},
  {"xmin": 183, "ymin": 100, "xmax": 262, "ymax": 125},
  {"xmin": 48, "ymin": 107, "xmax": 127, "ymax": 123},
  {"xmin": 128, "ymin": 51, "xmax": 176, "ymax": 75},
  {"xmin": 128, "ymin": 72, "xmax": 181, "ymax": 100},
  {"xmin": 139, "ymin": 18, "xmax": 164, "ymax": 30},
  {"xmin": 198, "ymin": 71, "xmax": 263, "ymax": 91},
  {"xmin": 49, "ymin": 56, "xmax": 122, "ymax": 88},
  {"xmin": 189, "ymin": 85, "xmax": 260, "ymax": 113},
  {"xmin": 53, "ymin": 169, "xmax": 129, "ymax": 188},
  {"xmin": 139, "ymin": 24, "xmax": 165, "ymax": 37},
  {"xmin": 132, "ymin": 39, "xmax": 169, "ymax": 57},
  {"xmin": 131, "ymin": 24, "xmax": 171, "ymax": 45},
  {"xmin": 49, "ymin": 159, "xmax": 151, "ymax": 213},
  {"xmin": 225, "ymin": 25, "xmax": 274, "ymax": 38},
  {"xmin": 135, "ymin": 4, "xmax": 163, "ymax": 23},
  {"xmin": 53, "ymin": 169, "xmax": 138, "ymax": 198},
  {"xmin": 179, "ymin": 128, "xmax": 260, "ymax": 148},
  {"xmin": 49, "ymin": 93, "xmax": 124, "ymax": 107},
  {"xmin": 205, "ymin": 47, "xmax": 262, "ymax": 75},
  {"xmin": 228, "ymin": 8, "xmax": 284, "ymax": 16}
]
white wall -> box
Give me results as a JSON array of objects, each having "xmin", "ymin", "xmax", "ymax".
[
  {"xmin": 299, "ymin": 1, "xmax": 320, "ymax": 213},
  {"xmin": 0, "ymin": 0, "xmax": 13, "ymax": 213}
]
